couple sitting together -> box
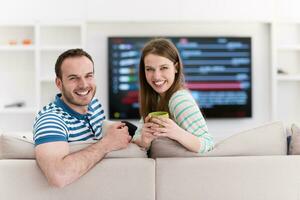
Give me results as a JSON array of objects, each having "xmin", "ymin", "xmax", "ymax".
[{"xmin": 33, "ymin": 38, "xmax": 214, "ymax": 187}]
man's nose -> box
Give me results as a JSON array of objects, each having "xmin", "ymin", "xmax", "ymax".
[{"xmin": 78, "ymin": 78, "xmax": 88, "ymax": 87}]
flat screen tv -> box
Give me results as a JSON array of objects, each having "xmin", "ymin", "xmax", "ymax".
[{"xmin": 108, "ymin": 37, "xmax": 252, "ymax": 119}]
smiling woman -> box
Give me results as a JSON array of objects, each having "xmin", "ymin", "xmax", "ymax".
[
  {"xmin": 144, "ymin": 54, "xmax": 177, "ymax": 97},
  {"xmin": 132, "ymin": 38, "xmax": 214, "ymax": 155}
]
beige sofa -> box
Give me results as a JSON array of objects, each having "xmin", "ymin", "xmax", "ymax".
[{"xmin": 1, "ymin": 121, "xmax": 300, "ymax": 200}]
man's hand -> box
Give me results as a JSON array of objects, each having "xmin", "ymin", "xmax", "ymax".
[{"xmin": 101, "ymin": 122, "xmax": 132, "ymax": 152}]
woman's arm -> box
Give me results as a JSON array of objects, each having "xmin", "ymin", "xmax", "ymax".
[
  {"xmin": 132, "ymin": 116, "xmax": 159, "ymax": 150},
  {"xmin": 150, "ymin": 117, "xmax": 201, "ymax": 152},
  {"xmin": 152, "ymin": 90, "xmax": 214, "ymax": 153}
]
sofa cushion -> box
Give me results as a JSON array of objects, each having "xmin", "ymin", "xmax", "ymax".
[
  {"xmin": 0, "ymin": 158, "xmax": 155, "ymax": 200},
  {"xmin": 0, "ymin": 121, "xmax": 146, "ymax": 159},
  {"xmin": 0, "ymin": 133, "xmax": 146, "ymax": 159},
  {"xmin": 150, "ymin": 121, "xmax": 287, "ymax": 158},
  {"xmin": 289, "ymin": 123, "xmax": 300, "ymax": 155}
]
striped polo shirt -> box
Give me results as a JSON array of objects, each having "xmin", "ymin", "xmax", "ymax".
[
  {"xmin": 133, "ymin": 89, "xmax": 214, "ymax": 154},
  {"xmin": 33, "ymin": 94, "xmax": 105, "ymax": 146}
]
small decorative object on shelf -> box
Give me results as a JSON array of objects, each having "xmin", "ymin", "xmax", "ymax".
[
  {"xmin": 277, "ymin": 69, "xmax": 288, "ymax": 74},
  {"xmin": 22, "ymin": 39, "xmax": 32, "ymax": 45},
  {"xmin": 8, "ymin": 39, "xmax": 17, "ymax": 45},
  {"xmin": 4, "ymin": 101, "xmax": 25, "ymax": 108}
]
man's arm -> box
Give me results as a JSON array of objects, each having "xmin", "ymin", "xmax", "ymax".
[{"xmin": 35, "ymin": 122, "xmax": 131, "ymax": 188}]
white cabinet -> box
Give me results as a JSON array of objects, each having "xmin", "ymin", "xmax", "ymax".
[
  {"xmin": 0, "ymin": 22, "xmax": 85, "ymax": 131},
  {"xmin": 271, "ymin": 22, "xmax": 300, "ymax": 124}
]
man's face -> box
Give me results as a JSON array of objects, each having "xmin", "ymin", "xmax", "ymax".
[{"xmin": 56, "ymin": 56, "xmax": 96, "ymax": 112}]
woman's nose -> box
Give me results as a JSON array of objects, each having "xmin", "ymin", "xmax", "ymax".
[{"xmin": 153, "ymin": 70, "xmax": 161, "ymax": 79}]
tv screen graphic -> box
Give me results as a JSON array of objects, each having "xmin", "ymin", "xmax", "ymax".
[{"xmin": 108, "ymin": 37, "xmax": 252, "ymax": 119}]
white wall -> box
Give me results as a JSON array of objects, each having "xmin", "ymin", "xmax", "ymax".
[
  {"xmin": 1, "ymin": 0, "xmax": 300, "ymax": 23},
  {"xmin": 1, "ymin": 0, "xmax": 300, "ymax": 140}
]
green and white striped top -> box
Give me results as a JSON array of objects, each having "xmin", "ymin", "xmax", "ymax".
[{"xmin": 134, "ymin": 89, "xmax": 214, "ymax": 154}]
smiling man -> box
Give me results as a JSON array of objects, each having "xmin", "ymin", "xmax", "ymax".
[{"xmin": 33, "ymin": 49, "xmax": 131, "ymax": 188}]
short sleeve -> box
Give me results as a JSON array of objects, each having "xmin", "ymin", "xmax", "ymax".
[{"xmin": 33, "ymin": 113, "xmax": 68, "ymax": 146}]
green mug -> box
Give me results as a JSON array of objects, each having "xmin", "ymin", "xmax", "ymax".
[
  {"xmin": 148, "ymin": 111, "xmax": 169, "ymax": 127},
  {"xmin": 148, "ymin": 111, "xmax": 169, "ymax": 119}
]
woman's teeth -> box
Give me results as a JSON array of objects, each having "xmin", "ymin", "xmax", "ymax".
[{"xmin": 154, "ymin": 81, "xmax": 165, "ymax": 86}]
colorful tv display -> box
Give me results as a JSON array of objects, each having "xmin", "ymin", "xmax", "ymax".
[{"xmin": 108, "ymin": 37, "xmax": 252, "ymax": 119}]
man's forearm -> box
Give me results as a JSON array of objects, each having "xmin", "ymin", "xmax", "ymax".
[{"xmin": 44, "ymin": 139, "xmax": 110, "ymax": 187}]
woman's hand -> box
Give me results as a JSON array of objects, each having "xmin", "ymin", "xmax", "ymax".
[
  {"xmin": 150, "ymin": 117, "xmax": 184, "ymax": 140},
  {"xmin": 140, "ymin": 116, "xmax": 159, "ymax": 149}
]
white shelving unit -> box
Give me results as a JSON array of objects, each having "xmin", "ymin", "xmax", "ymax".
[
  {"xmin": 271, "ymin": 21, "xmax": 300, "ymax": 124},
  {"xmin": 37, "ymin": 22, "xmax": 86, "ymax": 107},
  {"xmin": 0, "ymin": 22, "xmax": 85, "ymax": 131}
]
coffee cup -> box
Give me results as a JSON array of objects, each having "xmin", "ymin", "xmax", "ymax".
[
  {"xmin": 148, "ymin": 111, "xmax": 169, "ymax": 118},
  {"xmin": 148, "ymin": 112, "xmax": 169, "ymax": 127}
]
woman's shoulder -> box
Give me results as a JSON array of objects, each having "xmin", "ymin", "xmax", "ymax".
[
  {"xmin": 170, "ymin": 89, "xmax": 193, "ymax": 101},
  {"xmin": 169, "ymin": 89, "xmax": 195, "ymax": 107}
]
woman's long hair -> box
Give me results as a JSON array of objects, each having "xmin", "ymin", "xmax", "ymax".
[{"xmin": 139, "ymin": 38, "xmax": 186, "ymax": 120}]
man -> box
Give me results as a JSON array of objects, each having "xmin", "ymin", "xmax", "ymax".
[{"xmin": 33, "ymin": 49, "xmax": 132, "ymax": 188}]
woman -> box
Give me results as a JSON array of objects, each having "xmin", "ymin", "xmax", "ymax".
[{"xmin": 132, "ymin": 38, "xmax": 214, "ymax": 154}]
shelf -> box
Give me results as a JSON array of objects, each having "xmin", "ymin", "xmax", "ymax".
[
  {"xmin": 40, "ymin": 77, "xmax": 55, "ymax": 82},
  {"xmin": 40, "ymin": 45, "xmax": 81, "ymax": 51},
  {"xmin": 39, "ymin": 22, "xmax": 84, "ymax": 27},
  {"xmin": 0, "ymin": 107, "xmax": 37, "ymax": 114},
  {"xmin": 272, "ymin": 22, "xmax": 300, "ymax": 122},
  {"xmin": 0, "ymin": 22, "xmax": 84, "ymax": 131},
  {"xmin": 0, "ymin": 45, "xmax": 35, "ymax": 51},
  {"xmin": 277, "ymin": 74, "xmax": 300, "ymax": 81},
  {"xmin": 277, "ymin": 45, "xmax": 300, "ymax": 51}
]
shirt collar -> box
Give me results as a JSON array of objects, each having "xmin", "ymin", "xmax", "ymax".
[{"xmin": 54, "ymin": 93, "xmax": 91, "ymax": 120}]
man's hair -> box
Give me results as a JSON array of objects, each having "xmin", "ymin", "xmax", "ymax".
[{"xmin": 55, "ymin": 48, "xmax": 94, "ymax": 79}]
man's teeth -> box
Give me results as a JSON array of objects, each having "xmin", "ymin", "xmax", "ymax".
[
  {"xmin": 76, "ymin": 91, "xmax": 89, "ymax": 96},
  {"xmin": 154, "ymin": 81, "xmax": 165, "ymax": 86}
]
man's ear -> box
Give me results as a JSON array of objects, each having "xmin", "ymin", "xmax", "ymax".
[{"xmin": 55, "ymin": 77, "xmax": 63, "ymax": 92}]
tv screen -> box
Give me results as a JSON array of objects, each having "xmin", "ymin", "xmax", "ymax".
[{"xmin": 108, "ymin": 37, "xmax": 252, "ymax": 119}]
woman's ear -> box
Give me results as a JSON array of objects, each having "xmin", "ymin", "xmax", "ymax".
[{"xmin": 174, "ymin": 62, "xmax": 178, "ymax": 73}]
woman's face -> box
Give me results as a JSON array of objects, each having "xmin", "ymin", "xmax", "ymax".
[{"xmin": 144, "ymin": 54, "xmax": 177, "ymax": 97}]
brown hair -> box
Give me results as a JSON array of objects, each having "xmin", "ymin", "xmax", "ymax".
[
  {"xmin": 139, "ymin": 38, "xmax": 186, "ymax": 120},
  {"xmin": 55, "ymin": 48, "xmax": 94, "ymax": 79}
]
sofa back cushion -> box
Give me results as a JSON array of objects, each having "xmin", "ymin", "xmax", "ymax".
[
  {"xmin": 0, "ymin": 159, "xmax": 155, "ymax": 200},
  {"xmin": 289, "ymin": 123, "xmax": 300, "ymax": 155},
  {"xmin": 150, "ymin": 121, "xmax": 287, "ymax": 158},
  {"xmin": 0, "ymin": 120, "xmax": 146, "ymax": 159},
  {"xmin": 0, "ymin": 133, "xmax": 146, "ymax": 159}
]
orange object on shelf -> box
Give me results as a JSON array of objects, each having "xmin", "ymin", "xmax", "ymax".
[
  {"xmin": 22, "ymin": 39, "xmax": 32, "ymax": 45},
  {"xmin": 8, "ymin": 40, "xmax": 17, "ymax": 45}
]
